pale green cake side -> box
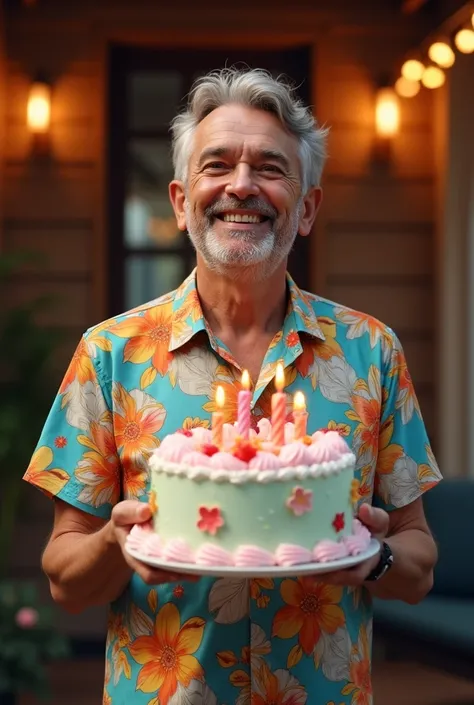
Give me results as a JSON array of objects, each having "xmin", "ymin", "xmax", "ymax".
[{"xmin": 151, "ymin": 462, "xmax": 354, "ymax": 553}]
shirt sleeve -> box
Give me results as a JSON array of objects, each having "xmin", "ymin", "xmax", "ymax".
[
  {"xmin": 23, "ymin": 336, "xmax": 121, "ymax": 519},
  {"xmin": 373, "ymin": 329, "xmax": 443, "ymax": 511}
]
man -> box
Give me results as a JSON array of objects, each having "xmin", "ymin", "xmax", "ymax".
[{"xmin": 24, "ymin": 67, "xmax": 441, "ymax": 705}]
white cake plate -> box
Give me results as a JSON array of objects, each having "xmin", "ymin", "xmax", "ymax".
[{"xmin": 126, "ymin": 538, "xmax": 380, "ymax": 579}]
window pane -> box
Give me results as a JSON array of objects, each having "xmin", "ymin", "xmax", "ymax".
[
  {"xmin": 128, "ymin": 71, "xmax": 183, "ymax": 131},
  {"xmin": 125, "ymin": 254, "xmax": 187, "ymax": 309},
  {"xmin": 125, "ymin": 139, "xmax": 184, "ymax": 249}
]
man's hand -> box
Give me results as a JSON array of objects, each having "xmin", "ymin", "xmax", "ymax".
[
  {"xmin": 315, "ymin": 503, "xmax": 389, "ymax": 586},
  {"xmin": 111, "ymin": 500, "xmax": 198, "ymax": 585}
]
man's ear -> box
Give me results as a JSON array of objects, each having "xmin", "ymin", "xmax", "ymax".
[
  {"xmin": 298, "ymin": 187, "xmax": 323, "ymax": 237},
  {"xmin": 169, "ymin": 181, "xmax": 187, "ymax": 231}
]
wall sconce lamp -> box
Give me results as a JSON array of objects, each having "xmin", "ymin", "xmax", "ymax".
[
  {"xmin": 374, "ymin": 86, "xmax": 400, "ymax": 163},
  {"xmin": 26, "ymin": 73, "xmax": 52, "ymax": 156}
]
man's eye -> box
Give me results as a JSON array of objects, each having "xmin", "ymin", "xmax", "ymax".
[
  {"xmin": 260, "ymin": 164, "xmax": 283, "ymax": 173},
  {"xmin": 205, "ymin": 162, "xmax": 227, "ymax": 170}
]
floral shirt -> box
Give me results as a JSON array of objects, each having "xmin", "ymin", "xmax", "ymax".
[{"xmin": 24, "ymin": 269, "xmax": 442, "ymax": 705}]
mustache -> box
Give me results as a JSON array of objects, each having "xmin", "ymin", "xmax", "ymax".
[{"xmin": 205, "ymin": 197, "xmax": 278, "ymax": 220}]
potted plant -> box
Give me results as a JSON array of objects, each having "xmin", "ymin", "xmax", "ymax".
[{"xmin": 0, "ymin": 251, "xmax": 69, "ymax": 702}]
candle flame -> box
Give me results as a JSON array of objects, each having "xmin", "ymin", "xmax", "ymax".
[
  {"xmin": 241, "ymin": 369, "xmax": 251, "ymax": 390},
  {"xmin": 275, "ymin": 363, "xmax": 285, "ymax": 392},
  {"xmin": 293, "ymin": 391, "xmax": 306, "ymax": 412},
  {"xmin": 215, "ymin": 385, "xmax": 225, "ymax": 408}
]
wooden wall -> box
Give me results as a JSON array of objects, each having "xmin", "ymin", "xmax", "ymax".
[
  {"xmin": 314, "ymin": 32, "xmax": 437, "ymax": 443},
  {"xmin": 2, "ymin": 0, "xmax": 438, "ymax": 636}
]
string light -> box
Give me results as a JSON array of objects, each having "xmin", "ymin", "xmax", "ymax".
[
  {"xmin": 395, "ymin": 76, "xmax": 420, "ymax": 98},
  {"xmin": 421, "ymin": 66, "xmax": 446, "ymax": 89},
  {"xmin": 401, "ymin": 59, "xmax": 425, "ymax": 81},
  {"xmin": 454, "ymin": 28, "xmax": 474, "ymax": 53},
  {"xmin": 428, "ymin": 41, "xmax": 455, "ymax": 67}
]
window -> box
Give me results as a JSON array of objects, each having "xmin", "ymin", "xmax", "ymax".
[{"xmin": 108, "ymin": 46, "xmax": 311, "ymax": 315}]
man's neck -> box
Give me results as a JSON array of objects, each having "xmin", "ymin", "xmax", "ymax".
[{"xmin": 195, "ymin": 260, "xmax": 288, "ymax": 338}]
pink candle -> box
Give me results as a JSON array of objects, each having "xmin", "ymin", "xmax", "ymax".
[
  {"xmin": 212, "ymin": 385, "xmax": 225, "ymax": 448},
  {"xmin": 293, "ymin": 391, "xmax": 308, "ymax": 441},
  {"xmin": 271, "ymin": 363, "xmax": 286, "ymax": 447},
  {"xmin": 236, "ymin": 369, "xmax": 252, "ymax": 439}
]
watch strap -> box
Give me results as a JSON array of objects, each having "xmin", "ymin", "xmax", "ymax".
[{"xmin": 365, "ymin": 541, "xmax": 394, "ymax": 582}]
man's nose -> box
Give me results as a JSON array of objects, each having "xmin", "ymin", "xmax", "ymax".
[{"xmin": 225, "ymin": 163, "xmax": 260, "ymax": 200}]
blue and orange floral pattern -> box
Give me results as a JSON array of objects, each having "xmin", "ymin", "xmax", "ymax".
[{"xmin": 24, "ymin": 269, "xmax": 441, "ymax": 704}]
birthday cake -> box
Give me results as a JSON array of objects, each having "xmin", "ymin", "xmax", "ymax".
[{"xmin": 126, "ymin": 411, "xmax": 371, "ymax": 569}]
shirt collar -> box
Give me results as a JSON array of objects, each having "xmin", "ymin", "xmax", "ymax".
[{"xmin": 168, "ymin": 268, "xmax": 325, "ymax": 353}]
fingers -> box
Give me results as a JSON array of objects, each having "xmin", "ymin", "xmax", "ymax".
[
  {"xmin": 357, "ymin": 504, "xmax": 389, "ymax": 539},
  {"xmin": 112, "ymin": 500, "xmax": 151, "ymax": 527},
  {"xmin": 310, "ymin": 553, "xmax": 381, "ymax": 586},
  {"xmin": 126, "ymin": 553, "xmax": 199, "ymax": 585}
]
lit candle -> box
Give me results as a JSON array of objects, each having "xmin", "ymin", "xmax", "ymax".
[
  {"xmin": 236, "ymin": 369, "xmax": 252, "ymax": 440},
  {"xmin": 212, "ymin": 385, "xmax": 225, "ymax": 448},
  {"xmin": 271, "ymin": 363, "xmax": 286, "ymax": 447},
  {"xmin": 293, "ymin": 391, "xmax": 308, "ymax": 441}
]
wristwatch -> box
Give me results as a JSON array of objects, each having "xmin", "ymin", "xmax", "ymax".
[{"xmin": 365, "ymin": 541, "xmax": 394, "ymax": 582}]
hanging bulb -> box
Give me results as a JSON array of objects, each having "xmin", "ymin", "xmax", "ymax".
[
  {"xmin": 428, "ymin": 41, "xmax": 455, "ymax": 68},
  {"xmin": 401, "ymin": 59, "xmax": 425, "ymax": 81},
  {"xmin": 395, "ymin": 76, "xmax": 420, "ymax": 98}
]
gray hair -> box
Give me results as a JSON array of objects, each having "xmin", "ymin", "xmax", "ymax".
[{"xmin": 170, "ymin": 67, "xmax": 329, "ymax": 192}]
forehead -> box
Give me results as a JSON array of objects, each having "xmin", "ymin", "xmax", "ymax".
[{"xmin": 191, "ymin": 104, "xmax": 299, "ymax": 163}]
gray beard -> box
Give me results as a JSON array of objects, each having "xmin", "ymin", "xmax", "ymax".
[{"xmin": 184, "ymin": 199, "xmax": 302, "ymax": 281}]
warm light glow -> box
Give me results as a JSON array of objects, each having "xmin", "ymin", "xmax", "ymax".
[
  {"xmin": 401, "ymin": 59, "xmax": 425, "ymax": 81},
  {"xmin": 293, "ymin": 391, "xmax": 306, "ymax": 412},
  {"xmin": 215, "ymin": 385, "xmax": 225, "ymax": 408},
  {"xmin": 27, "ymin": 82, "xmax": 51, "ymax": 133},
  {"xmin": 241, "ymin": 369, "xmax": 251, "ymax": 391},
  {"xmin": 395, "ymin": 76, "xmax": 420, "ymax": 98},
  {"xmin": 275, "ymin": 363, "xmax": 285, "ymax": 392},
  {"xmin": 472, "ymin": 11, "xmax": 474, "ymax": 28},
  {"xmin": 421, "ymin": 66, "xmax": 446, "ymax": 89},
  {"xmin": 428, "ymin": 41, "xmax": 455, "ymax": 68},
  {"xmin": 454, "ymin": 28, "xmax": 474, "ymax": 54},
  {"xmin": 375, "ymin": 88, "xmax": 399, "ymax": 138}
]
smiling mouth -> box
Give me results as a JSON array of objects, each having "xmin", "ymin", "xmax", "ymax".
[{"xmin": 215, "ymin": 213, "xmax": 269, "ymax": 224}]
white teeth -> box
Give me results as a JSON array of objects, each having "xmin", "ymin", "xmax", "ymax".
[{"xmin": 222, "ymin": 214, "xmax": 262, "ymax": 223}]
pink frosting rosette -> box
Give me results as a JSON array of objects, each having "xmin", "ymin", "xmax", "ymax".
[
  {"xmin": 248, "ymin": 451, "xmax": 281, "ymax": 471},
  {"xmin": 182, "ymin": 450, "xmax": 214, "ymax": 467},
  {"xmin": 312, "ymin": 539, "xmax": 349, "ymax": 562},
  {"xmin": 209, "ymin": 452, "xmax": 247, "ymax": 471},
  {"xmin": 234, "ymin": 545, "xmax": 276, "ymax": 566},
  {"xmin": 343, "ymin": 519, "xmax": 371, "ymax": 555},
  {"xmin": 162, "ymin": 539, "xmax": 195, "ymax": 563},
  {"xmin": 278, "ymin": 442, "xmax": 311, "ymax": 467},
  {"xmin": 195, "ymin": 544, "xmax": 235, "ymax": 566},
  {"xmin": 275, "ymin": 544, "xmax": 313, "ymax": 566}
]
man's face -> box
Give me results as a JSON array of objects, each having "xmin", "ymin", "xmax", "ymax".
[{"xmin": 170, "ymin": 104, "xmax": 320, "ymax": 279}]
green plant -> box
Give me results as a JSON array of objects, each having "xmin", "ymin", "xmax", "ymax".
[
  {"xmin": 0, "ymin": 581, "xmax": 69, "ymax": 698},
  {"xmin": 0, "ymin": 251, "xmax": 70, "ymax": 697},
  {"xmin": 0, "ymin": 251, "xmax": 63, "ymax": 575}
]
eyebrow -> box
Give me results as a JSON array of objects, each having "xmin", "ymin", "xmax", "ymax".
[{"xmin": 197, "ymin": 146, "xmax": 291, "ymax": 172}]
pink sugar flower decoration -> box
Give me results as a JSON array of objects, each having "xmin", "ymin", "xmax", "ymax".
[
  {"xmin": 286, "ymin": 486, "xmax": 313, "ymax": 517},
  {"xmin": 15, "ymin": 607, "xmax": 39, "ymax": 628},
  {"xmin": 197, "ymin": 506, "xmax": 225, "ymax": 536}
]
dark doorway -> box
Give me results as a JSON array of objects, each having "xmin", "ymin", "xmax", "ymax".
[{"xmin": 107, "ymin": 45, "xmax": 312, "ymax": 316}]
